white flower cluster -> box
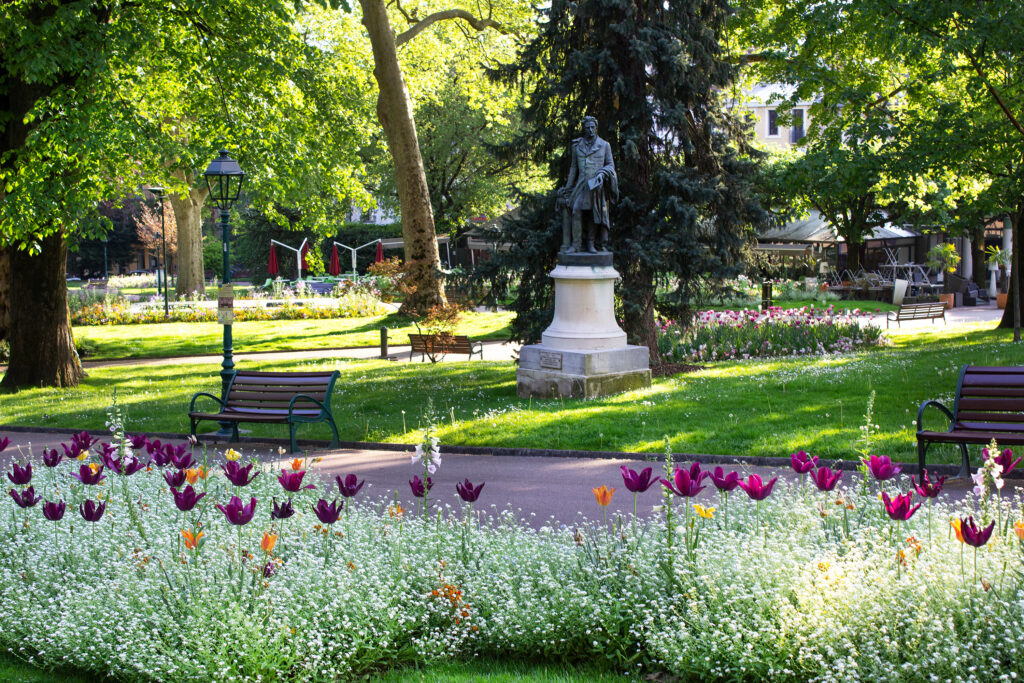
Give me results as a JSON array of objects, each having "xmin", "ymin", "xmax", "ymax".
[
  {"xmin": 2, "ymin": 449, "xmax": 1024, "ymax": 681},
  {"xmin": 412, "ymin": 434, "xmax": 442, "ymax": 475}
]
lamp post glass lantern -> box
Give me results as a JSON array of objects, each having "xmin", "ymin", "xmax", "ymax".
[
  {"xmin": 148, "ymin": 186, "xmax": 169, "ymax": 316},
  {"xmin": 203, "ymin": 150, "xmax": 246, "ymax": 435}
]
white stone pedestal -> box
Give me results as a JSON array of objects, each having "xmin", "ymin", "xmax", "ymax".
[{"xmin": 517, "ymin": 252, "xmax": 651, "ymax": 399}]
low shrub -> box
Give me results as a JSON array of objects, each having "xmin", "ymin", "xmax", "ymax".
[
  {"xmin": 659, "ymin": 306, "xmax": 885, "ymax": 362},
  {"xmin": 2, "ymin": 429, "xmax": 1022, "ymax": 682}
]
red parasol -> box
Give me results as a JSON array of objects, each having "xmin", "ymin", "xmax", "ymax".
[
  {"xmin": 300, "ymin": 241, "xmax": 309, "ymax": 271},
  {"xmin": 328, "ymin": 244, "xmax": 341, "ymax": 276},
  {"xmin": 374, "ymin": 239, "xmax": 384, "ymax": 263},
  {"xmin": 268, "ymin": 244, "xmax": 279, "ymax": 276}
]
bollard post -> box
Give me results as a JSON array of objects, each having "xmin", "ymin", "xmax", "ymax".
[
  {"xmin": 380, "ymin": 326, "xmax": 388, "ymax": 359},
  {"xmin": 761, "ymin": 281, "xmax": 773, "ymax": 311}
]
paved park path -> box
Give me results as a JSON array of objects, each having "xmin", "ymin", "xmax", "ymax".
[{"xmin": 0, "ymin": 429, "xmax": 997, "ymax": 528}]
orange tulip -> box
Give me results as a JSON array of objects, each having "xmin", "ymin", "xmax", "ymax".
[
  {"xmin": 185, "ymin": 469, "xmax": 199, "ymax": 485},
  {"xmin": 290, "ymin": 458, "xmax": 303, "ymax": 471},
  {"xmin": 388, "ymin": 503, "xmax": 405, "ymax": 518},
  {"xmin": 261, "ymin": 532, "xmax": 278, "ymax": 554},
  {"xmin": 951, "ymin": 519, "xmax": 965, "ymax": 544},
  {"xmin": 181, "ymin": 529, "xmax": 205, "ymax": 550},
  {"xmin": 592, "ymin": 485, "xmax": 615, "ymax": 507},
  {"xmin": 1015, "ymin": 520, "xmax": 1024, "ymax": 541}
]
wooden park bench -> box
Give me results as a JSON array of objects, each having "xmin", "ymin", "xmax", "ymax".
[
  {"xmin": 408, "ymin": 333, "xmax": 483, "ymax": 362},
  {"xmin": 82, "ymin": 278, "xmax": 109, "ymax": 290},
  {"xmin": 886, "ymin": 301, "xmax": 946, "ymax": 329},
  {"xmin": 916, "ymin": 365, "xmax": 1024, "ymax": 477},
  {"xmin": 188, "ymin": 370, "xmax": 341, "ymax": 452}
]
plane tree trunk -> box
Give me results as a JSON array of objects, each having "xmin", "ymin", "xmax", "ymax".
[{"xmin": 0, "ymin": 232, "xmax": 84, "ymax": 390}]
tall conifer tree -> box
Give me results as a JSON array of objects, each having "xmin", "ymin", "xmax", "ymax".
[{"xmin": 481, "ymin": 0, "xmax": 764, "ymax": 360}]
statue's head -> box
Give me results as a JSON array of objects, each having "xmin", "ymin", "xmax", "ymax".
[{"xmin": 582, "ymin": 116, "xmax": 598, "ymax": 136}]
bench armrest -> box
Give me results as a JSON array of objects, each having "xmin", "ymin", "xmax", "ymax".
[
  {"xmin": 916, "ymin": 399, "xmax": 955, "ymax": 433},
  {"xmin": 287, "ymin": 393, "xmax": 331, "ymax": 418},
  {"xmin": 190, "ymin": 392, "xmax": 225, "ymax": 413}
]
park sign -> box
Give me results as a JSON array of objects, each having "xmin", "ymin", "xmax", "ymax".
[{"xmin": 217, "ymin": 284, "xmax": 234, "ymax": 324}]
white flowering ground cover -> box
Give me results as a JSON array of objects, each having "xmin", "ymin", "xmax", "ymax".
[{"xmin": 4, "ymin": 427, "xmax": 1024, "ymax": 683}]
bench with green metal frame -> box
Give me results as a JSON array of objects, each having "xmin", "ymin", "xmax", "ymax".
[
  {"xmin": 189, "ymin": 370, "xmax": 341, "ymax": 453},
  {"xmin": 916, "ymin": 365, "xmax": 1024, "ymax": 478}
]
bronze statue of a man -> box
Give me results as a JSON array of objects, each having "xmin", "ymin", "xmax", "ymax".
[{"xmin": 557, "ymin": 116, "xmax": 618, "ymax": 253}]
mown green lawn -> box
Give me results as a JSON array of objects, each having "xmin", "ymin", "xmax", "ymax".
[
  {"xmin": 73, "ymin": 311, "xmax": 515, "ymax": 360},
  {"xmin": 5, "ymin": 322, "xmax": 1022, "ymax": 463},
  {"xmin": 0, "ymin": 649, "xmax": 638, "ymax": 682}
]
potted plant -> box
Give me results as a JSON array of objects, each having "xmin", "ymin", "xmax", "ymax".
[
  {"xmin": 985, "ymin": 245, "xmax": 1011, "ymax": 308},
  {"xmin": 926, "ymin": 243, "xmax": 960, "ymax": 309}
]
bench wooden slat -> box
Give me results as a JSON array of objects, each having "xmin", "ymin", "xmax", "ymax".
[
  {"xmin": 408, "ymin": 333, "xmax": 483, "ymax": 361},
  {"xmin": 957, "ymin": 397, "xmax": 1024, "ymax": 412}
]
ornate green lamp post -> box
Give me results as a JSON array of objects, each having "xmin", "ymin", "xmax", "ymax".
[
  {"xmin": 148, "ymin": 186, "xmax": 170, "ymax": 317},
  {"xmin": 203, "ymin": 150, "xmax": 246, "ymax": 420}
]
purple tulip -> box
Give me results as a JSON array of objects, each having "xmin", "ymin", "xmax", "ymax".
[
  {"xmin": 810, "ymin": 466, "xmax": 842, "ymax": 492},
  {"xmin": 620, "ymin": 465, "xmax": 658, "ymax": 493},
  {"xmin": 271, "ymin": 497, "xmax": 295, "ymax": 520},
  {"xmin": 42, "ymin": 500, "xmax": 66, "ymax": 522},
  {"xmin": 456, "ymin": 478, "xmax": 485, "ymax": 503},
  {"xmin": 163, "ymin": 469, "xmax": 186, "ymax": 489},
  {"xmin": 336, "ymin": 474, "xmax": 365, "ymax": 498},
  {"xmin": 661, "ymin": 466, "xmax": 706, "ymax": 498},
  {"xmin": 960, "ymin": 516, "xmax": 995, "ymax": 547},
  {"xmin": 863, "ymin": 455, "xmax": 902, "ymax": 481},
  {"xmin": 312, "ymin": 498, "xmax": 343, "ymax": 524},
  {"xmin": 71, "ymin": 464, "xmax": 106, "ymax": 486},
  {"xmin": 710, "ymin": 466, "xmax": 741, "ymax": 491},
  {"xmin": 146, "ymin": 440, "xmax": 169, "ymax": 466},
  {"xmin": 0, "ymin": 437, "xmax": 8, "ymax": 453},
  {"xmin": 710, "ymin": 466, "xmax": 741, "ymax": 492},
  {"xmin": 170, "ymin": 450, "xmax": 195, "ymax": 470},
  {"xmin": 790, "ymin": 450, "xmax": 818, "ymax": 475},
  {"xmin": 79, "ymin": 499, "xmax": 106, "ymax": 522},
  {"xmin": 216, "ymin": 496, "xmax": 257, "ymax": 526},
  {"xmin": 684, "ymin": 461, "xmax": 710, "ymax": 484},
  {"xmin": 127, "ymin": 434, "xmax": 149, "ymax": 450},
  {"xmin": 738, "ymin": 474, "xmax": 777, "ymax": 501},
  {"xmin": 222, "ymin": 461, "xmax": 260, "ymax": 487},
  {"xmin": 882, "ymin": 491, "xmax": 920, "ymax": 521},
  {"xmin": 41, "ymin": 448, "xmax": 63, "ymax": 468},
  {"xmin": 7, "ymin": 462, "xmax": 32, "ymax": 486},
  {"xmin": 409, "ymin": 475, "xmax": 433, "ymax": 498},
  {"xmin": 278, "ymin": 469, "xmax": 315, "ymax": 492},
  {"xmin": 993, "ymin": 448, "xmax": 1021, "ymax": 477},
  {"xmin": 911, "ymin": 469, "xmax": 946, "ymax": 498},
  {"xmin": 61, "ymin": 431, "xmax": 97, "ymax": 459},
  {"xmin": 97, "ymin": 443, "xmax": 118, "ymax": 465},
  {"xmin": 103, "ymin": 453, "xmax": 146, "ymax": 476},
  {"xmin": 9, "ymin": 486, "xmax": 42, "ymax": 509},
  {"xmin": 171, "ymin": 485, "xmax": 207, "ymax": 512}
]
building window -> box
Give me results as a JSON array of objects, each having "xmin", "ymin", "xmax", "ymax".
[
  {"xmin": 790, "ymin": 109, "xmax": 805, "ymax": 143},
  {"xmin": 767, "ymin": 109, "xmax": 778, "ymax": 137}
]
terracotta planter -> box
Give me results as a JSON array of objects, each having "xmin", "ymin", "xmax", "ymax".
[
  {"xmin": 938, "ymin": 293, "xmax": 955, "ymax": 309},
  {"xmin": 997, "ymin": 293, "xmax": 1008, "ymax": 309}
]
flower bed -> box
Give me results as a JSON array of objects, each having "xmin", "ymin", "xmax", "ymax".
[
  {"xmin": 3, "ymin": 428, "xmax": 1024, "ymax": 682},
  {"xmin": 658, "ymin": 306, "xmax": 885, "ymax": 362},
  {"xmin": 70, "ymin": 294, "xmax": 386, "ymax": 326}
]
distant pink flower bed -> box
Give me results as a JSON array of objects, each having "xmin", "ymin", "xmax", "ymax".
[{"xmin": 658, "ymin": 306, "xmax": 885, "ymax": 362}]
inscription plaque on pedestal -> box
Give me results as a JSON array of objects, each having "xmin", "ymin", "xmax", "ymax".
[{"xmin": 540, "ymin": 351, "xmax": 563, "ymax": 370}]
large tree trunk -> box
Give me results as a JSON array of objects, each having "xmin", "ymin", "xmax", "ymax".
[
  {"xmin": 998, "ymin": 206, "xmax": 1023, "ymax": 341},
  {"xmin": 0, "ymin": 248, "xmax": 9, "ymax": 342},
  {"xmin": 845, "ymin": 238, "xmax": 863, "ymax": 272},
  {"xmin": 170, "ymin": 172, "xmax": 208, "ymax": 296},
  {"xmin": 359, "ymin": 0, "xmax": 446, "ymax": 314},
  {"xmin": 0, "ymin": 233, "xmax": 84, "ymax": 390},
  {"xmin": 970, "ymin": 227, "xmax": 987, "ymax": 288}
]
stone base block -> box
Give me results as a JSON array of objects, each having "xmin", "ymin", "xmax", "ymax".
[{"xmin": 516, "ymin": 344, "xmax": 651, "ymax": 399}]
